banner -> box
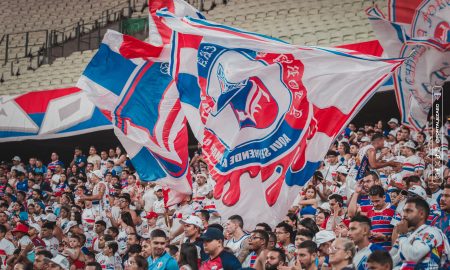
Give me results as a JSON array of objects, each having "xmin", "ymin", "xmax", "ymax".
[
  {"xmin": 160, "ymin": 12, "xmax": 403, "ymax": 229},
  {"xmin": 389, "ymin": 0, "xmax": 449, "ymax": 50},
  {"xmin": 0, "ymin": 88, "xmax": 111, "ymax": 142},
  {"xmin": 368, "ymin": 6, "xmax": 450, "ymax": 130},
  {"xmin": 77, "ymin": 30, "xmax": 191, "ymax": 206}
]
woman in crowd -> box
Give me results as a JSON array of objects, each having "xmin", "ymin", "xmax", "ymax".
[
  {"xmin": 328, "ymin": 238, "xmax": 356, "ymax": 270},
  {"xmin": 178, "ymin": 243, "xmax": 199, "ymax": 270}
]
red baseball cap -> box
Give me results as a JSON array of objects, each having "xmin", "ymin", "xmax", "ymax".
[{"xmin": 145, "ymin": 211, "xmax": 158, "ymax": 219}]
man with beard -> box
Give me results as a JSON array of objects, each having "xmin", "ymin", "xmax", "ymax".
[
  {"xmin": 146, "ymin": 229, "xmax": 178, "ymax": 270},
  {"xmin": 265, "ymin": 248, "xmax": 286, "ymax": 270},
  {"xmin": 242, "ymin": 229, "xmax": 268, "ymax": 268},
  {"xmin": 200, "ymin": 227, "xmax": 241, "ymax": 270},
  {"xmin": 296, "ymin": 240, "xmax": 319, "ymax": 270},
  {"xmin": 349, "ymin": 215, "xmax": 384, "ymax": 270},
  {"xmin": 390, "ymin": 197, "xmax": 447, "ymax": 269},
  {"xmin": 432, "ymin": 184, "xmax": 450, "ymax": 241},
  {"xmin": 348, "ymin": 172, "xmax": 389, "ymax": 217}
]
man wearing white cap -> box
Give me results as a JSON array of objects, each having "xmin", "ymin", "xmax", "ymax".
[
  {"xmin": 314, "ymin": 230, "xmax": 336, "ymax": 269},
  {"xmin": 180, "ymin": 215, "xmax": 208, "ymax": 261},
  {"xmin": 152, "ymin": 185, "xmax": 167, "ymax": 228},
  {"xmin": 11, "ymin": 156, "xmax": 26, "ymax": 173},
  {"xmin": 192, "ymin": 173, "xmax": 213, "ymax": 205},
  {"xmin": 387, "ymin": 118, "xmax": 399, "ymax": 137},
  {"xmin": 79, "ymin": 170, "xmax": 108, "ymax": 213},
  {"xmin": 399, "ymin": 141, "xmax": 424, "ymax": 178}
]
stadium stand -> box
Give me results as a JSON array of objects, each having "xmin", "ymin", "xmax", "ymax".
[{"xmin": 0, "ymin": 0, "xmax": 386, "ymax": 95}]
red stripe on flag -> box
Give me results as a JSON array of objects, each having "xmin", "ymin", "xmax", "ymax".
[
  {"xmin": 119, "ymin": 34, "xmax": 163, "ymax": 59},
  {"xmin": 14, "ymin": 87, "xmax": 81, "ymax": 114}
]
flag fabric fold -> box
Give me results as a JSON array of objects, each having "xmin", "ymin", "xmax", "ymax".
[
  {"xmin": 148, "ymin": 0, "xmax": 205, "ymax": 46},
  {"xmin": 159, "ymin": 12, "xmax": 403, "ymax": 228},
  {"xmin": 367, "ymin": 5, "xmax": 450, "ymax": 130},
  {"xmin": 77, "ymin": 30, "xmax": 191, "ymax": 206}
]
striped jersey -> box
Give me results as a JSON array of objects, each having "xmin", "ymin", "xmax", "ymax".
[
  {"xmin": 367, "ymin": 203, "xmax": 396, "ymax": 250},
  {"xmin": 358, "ymin": 193, "xmax": 391, "ymax": 216},
  {"xmin": 242, "ymin": 251, "xmax": 258, "ymax": 268},
  {"xmin": 390, "ymin": 224, "xmax": 446, "ymax": 270},
  {"xmin": 400, "ymin": 155, "xmax": 424, "ymax": 177},
  {"xmin": 353, "ymin": 243, "xmax": 385, "ymax": 270}
]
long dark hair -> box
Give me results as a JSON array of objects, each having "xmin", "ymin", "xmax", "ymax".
[
  {"xmin": 132, "ymin": 255, "xmax": 148, "ymax": 270},
  {"xmin": 178, "ymin": 243, "xmax": 199, "ymax": 270},
  {"xmin": 121, "ymin": 212, "xmax": 135, "ymax": 228}
]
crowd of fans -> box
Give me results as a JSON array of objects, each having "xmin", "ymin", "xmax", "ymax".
[{"xmin": 0, "ymin": 116, "xmax": 449, "ymax": 270}]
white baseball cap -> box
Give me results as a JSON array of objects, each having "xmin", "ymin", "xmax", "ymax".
[
  {"xmin": 402, "ymin": 141, "xmax": 416, "ymax": 150},
  {"xmin": 336, "ymin": 166, "xmax": 349, "ymax": 175},
  {"xmin": 314, "ymin": 230, "xmax": 336, "ymax": 245},
  {"xmin": 12, "ymin": 156, "xmax": 21, "ymax": 162},
  {"xmin": 64, "ymin": 221, "xmax": 79, "ymax": 234},
  {"xmin": 180, "ymin": 215, "xmax": 204, "ymax": 229},
  {"xmin": 154, "ymin": 185, "xmax": 163, "ymax": 192},
  {"xmin": 388, "ymin": 118, "xmax": 399, "ymax": 125},
  {"xmin": 45, "ymin": 255, "xmax": 70, "ymax": 270},
  {"xmin": 360, "ymin": 136, "xmax": 371, "ymax": 143},
  {"xmin": 408, "ymin": 185, "xmax": 427, "ymax": 199},
  {"xmin": 44, "ymin": 213, "xmax": 57, "ymax": 222},
  {"xmin": 92, "ymin": 170, "xmax": 103, "ymax": 179},
  {"xmin": 29, "ymin": 223, "xmax": 41, "ymax": 233}
]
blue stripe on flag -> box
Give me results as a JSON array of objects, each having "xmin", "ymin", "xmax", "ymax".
[
  {"xmin": 178, "ymin": 73, "xmax": 201, "ymax": 107},
  {"xmin": 131, "ymin": 147, "xmax": 168, "ymax": 181},
  {"xmin": 116, "ymin": 62, "xmax": 172, "ymax": 134},
  {"xmin": 285, "ymin": 161, "xmax": 322, "ymax": 187},
  {"xmin": 83, "ymin": 43, "xmax": 137, "ymax": 96}
]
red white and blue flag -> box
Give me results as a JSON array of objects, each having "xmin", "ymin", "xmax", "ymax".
[
  {"xmin": 388, "ymin": 0, "xmax": 449, "ymax": 51},
  {"xmin": 77, "ymin": 30, "xmax": 192, "ymax": 206},
  {"xmin": 160, "ymin": 11, "xmax": 403, "ymax": 228},
  {"xmin": 148, "ymin": 0, "xmax": 204, "ymax": 46},
  {"xmin": 367, "ymin": 5, "xmax": 449, "ymax": 130},
  {"xmin": 0, "ymin": 88, "xmax": 111, "ymax": 142}
]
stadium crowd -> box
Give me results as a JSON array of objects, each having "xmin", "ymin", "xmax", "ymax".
[{"xmin": 0, "ymin": 116, "xmax": 449, "ymax": 270}]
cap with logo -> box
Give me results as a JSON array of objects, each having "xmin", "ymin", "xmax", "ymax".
[
  {"xmin": 200, "ymin": 227, "xmax": 224, "ymax": 241},
  {"xmin": 180, "ymin": 215, "xmax": 204, "ymax": 229},
  {"xmin": 407, "ymin": 185, "xmax": 427, "ymax": 199}
]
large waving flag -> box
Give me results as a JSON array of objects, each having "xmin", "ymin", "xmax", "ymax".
[
  {"xmin": 148, "ymin": 0, "xmax": 204, "ymax": 46},
  {"xmin": 77, "ymin": 30, "xmax": 191, "ymax": 206},
  {"xmin": 160, "ymin": 12, "xmax": 403, "ymax": 229},
  {"xmin": 368, "ymin": 6, "xmax": 449, "ymax": 130},
  {"xmin": 0, "ymin": 88, "xmax": 111, "ymax": 142},
  {"xmin": 388, "ymin": 0, "xmax": 449, "ymax": 50}
]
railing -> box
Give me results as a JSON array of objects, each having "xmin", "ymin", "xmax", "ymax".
[
  {"xmin": 0, "ymin": 0, "xmax": 136, "ymax": 67},
  {"xmin": 0, "ymin": 0, "xmax": 228, "ymax": 79}
]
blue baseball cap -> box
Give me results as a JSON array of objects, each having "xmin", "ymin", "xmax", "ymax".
[{"xmin": 200, "ymin": 227, "xmax": 224, "ymax": 241}]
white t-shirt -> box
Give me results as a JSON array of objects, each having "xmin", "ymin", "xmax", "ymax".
[
  {"xmin": 96, "ymin": 252, "xmax": 122, "ymax": 270},
  {"xmin": 43, "ymin": 237, "xmax": 59, "ymax": 257},
  {"xmin": 143, "ymin": 188, "xmax": 157, "ymax": 212},
  {"xmin": 87, "ymin": 154, "xmax": 101, "ymax": 167},
  {"xmin": 117, "ymin": 229, "xmax": 128, "ymax": 255},
  {"xmin": 0, "ymin": 238, "xmax": 15, "ymax": 270}
]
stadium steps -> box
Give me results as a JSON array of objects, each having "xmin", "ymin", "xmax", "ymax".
[{"xmin": 0, "ymin": 0, "xmax": 387, "ymax": 95}]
